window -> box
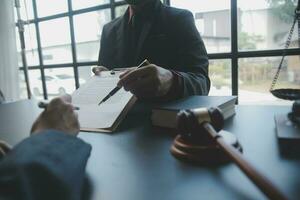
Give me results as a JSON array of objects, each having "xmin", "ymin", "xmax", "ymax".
[
  {"xmin": 19, "ymin": 69, "xmax": 44, "ymax": 100},
  {"xmin": 16, "ymin": 0, "xmax": 128, "ymax": 100},
  {"xmin": 172, "ymin": 0, "xmax": 300, "ymax": 104},
  {"xmin": 171, "ymin": 0, "xmax": 231, "ymax": 53},
  {"xmin": 44, "ymin": 68, "xmax": 76, "ymax": 99},
  {"xmin": 236, "ymin": 0, "xmax": 299, "ymax": 105},
  {"xmin": 35, "ymin": 0, "xmax": 68, "ymax": 17},
  {"xmin": 39, "ymin": 17, "xmax": 72, "ymax": 64},
  {"xmin": 15, "ymin": 24, "xmax": 39, "ymax": 67},
  {"xmin": 116, "ymin": 5, "xmax": 128, "ymax": 18},
  {"xmin": 17, "ymin": 0, "xmax": 300, "ymax": 104},
  {"xmin": 209, "ymin": 59, "xmax": 232, "ymax": 96},
  {"xmin": 72, "ymin": 0, "xmax": 110, "ymax": 10},
  {"xmin": 238, "ymin": 0, "xmax": 299, "ymax": 51},
  {"xmin": 74, "ymin": 9, "xmax": 111, "ymax": 62},
  {"xmin": 14, "ymin": 0, "xmax": 34, "ymax": 21},
  {"xmin": 239, "ymin": 56, "xmax": 300, "ymax": 104}
]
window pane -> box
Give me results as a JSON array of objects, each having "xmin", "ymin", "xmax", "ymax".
[
  {"xmin": 74, "ymin": 9, "xmax": 111, "ymax": 62},
  {"xmin": 36, "ymin": 0, "xmax": 68, "ymax": 17},
  {"xmin": 72, "ymin": 0, "xmax": 109, "ymax": 10},
  {"xmin": 19, "ymin": 69, "xmax": 44, "ymax": 100},
  {"xmin": 115, "ymin": 0, "xmax": 162, "ymax": 2},
  {"xmin": 209, "ymin": 59, "xmax": 231, "ymax": 96},
  {"xmin": 171, "ymin": 0, "xmax": 231, "ymax": 53},
  {"xmin": 14, "ymin": 0, "xmax": 34, "ymax": 21},
  {"xmin": 44, "ymin": 68, "xmax": 76, "ymax": 99},
  {"xmin": 18, "ymin": 50, "xmax": 40, "ymax": 67},
  {"xmin": 238, "ymin": 0, "xmax": 298, "ymax": 51},
  {"xmin": 116, "ymin": 5, "xmax": 128, "ymax": 18},
  {"xmin": 39, "ymin": 17, "xmax": 72, "ymax": 64},
  {"xmin": 19, "ymin": 70, "xmax": 27, "ymax": 99},
  {"xmin": 15, "ymin": 24, "xmax": 39, "ymax": 66},
  {"xmin": 239, "ymin": 56, "xmax": 300, "ymax": 105},
  {"xmin": 78, "ymin": 66, "xmax": 93, "ymax": 86}
]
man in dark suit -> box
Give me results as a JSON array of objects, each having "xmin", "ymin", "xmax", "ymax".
[
  {"xmin": 93, "ymin": 0, "xmax": 210, "ymax": 100},
  {"xmin": 0, "ymin": 96, "xmax": 92, "ymax": 200}
]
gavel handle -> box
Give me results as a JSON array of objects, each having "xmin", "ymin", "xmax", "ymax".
[{"xmin": 203, "ymin": 123, "xmax": 288, "ymax": 200}]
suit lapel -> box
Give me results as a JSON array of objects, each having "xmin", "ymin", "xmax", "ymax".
[
  {"xmin": 134, "ymin": 1, "xmax": 162, "ymax": 64},
  {"xmin": 134, "ymin": 18, "xmax": 154, "ymax": 64},
  {"xmin": 115, "ymin": 10, "xmax": 129, "ymax": 67}
]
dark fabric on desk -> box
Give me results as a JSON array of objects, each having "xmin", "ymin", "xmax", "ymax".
[
  {"xmin": 0, "ymin": 131, "xmax": 92, "ymax": 200},
  {"xmin": 98, "ymin": 0, "xmax": 210, "ymax": 97}
]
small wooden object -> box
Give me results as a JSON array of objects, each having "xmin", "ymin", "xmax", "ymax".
[{"xmin": 171, "ymin": 130, "xmax": 242, "ymax": 164}]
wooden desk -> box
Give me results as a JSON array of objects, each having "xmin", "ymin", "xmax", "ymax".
[{"xmin": 0, "ymin": 100, "xmax": 299, "ymax": 200}]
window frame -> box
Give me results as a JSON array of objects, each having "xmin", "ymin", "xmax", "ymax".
[{"xmin": 18, "ymin": 0, "xmax": 300, "ymax": 101}]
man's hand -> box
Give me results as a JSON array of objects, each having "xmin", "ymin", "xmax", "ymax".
[
  {"xmin": 31, "ymin": 95, "xmax": 80, "ymax": 136},
  {"xmin": 0, "ymin": 140, "xmax": 11, "ymax": 159},
  {"xmin": 117, "ymin": 64, "xmax": 174, "ymax": 99},
  {"xmin": 92, "ymin": 66, "xmax": 109, "ymax": 75}
]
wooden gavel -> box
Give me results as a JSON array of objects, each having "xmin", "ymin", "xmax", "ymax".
[{"xmin": 171, "ymin": 107, "xmax": 288, "ymax": 200}]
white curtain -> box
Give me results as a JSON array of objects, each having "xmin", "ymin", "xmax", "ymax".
[{"xmin": 0, "ymin": 0, "xmax": 19, "ymax": 101}]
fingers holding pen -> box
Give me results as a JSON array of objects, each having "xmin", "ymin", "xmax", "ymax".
[
  {"xmin": 117, "ymin": 65, "xmax": 155, "ymax": 88},
  {"xmin": 130, "ymin": 76, "xmax": 158, "ymax": 98},
  {"xmin": 31, "ymin": 95, "xmax": 80, "ymax": 136},
  {"xmin": 0, "ymin": 140, "xmax": 12, "ymax": 158},
  {"xmin": 92, "ymin": 66, "xmax": 109, "ymax": 76},
  {"xmin": 119, "ymin": 67, "xmax": 136, "ymax": 79},
  {"xmin": 117, "ymin": 65, "xmax": 161, "ymax": 97}
]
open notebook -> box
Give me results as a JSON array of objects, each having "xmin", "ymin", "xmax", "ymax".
[{"xmin": 72, "ymin": 71, "xmax": 137, "ymax": 133}]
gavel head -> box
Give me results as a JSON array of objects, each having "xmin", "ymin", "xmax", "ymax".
[{"xmin": 176, "ymin": 107, "xmax": 224, "ymax": 144}]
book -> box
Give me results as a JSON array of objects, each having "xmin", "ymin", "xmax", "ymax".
[
  {"xmin": 72, "ymin": 71, "xmax": 136, "ymax": 133},
  {"xmin": 151, "ymin": 96, "xmax": 237, "ymax": 128}
]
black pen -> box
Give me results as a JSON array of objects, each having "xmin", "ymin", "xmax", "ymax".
[
  {"xmin": 38, "ymin": 101, "xmax": 80, "ymax": 110},
  {"xmin": 98, "ymin": 59, "xmax": 150, "ymax": 105}
]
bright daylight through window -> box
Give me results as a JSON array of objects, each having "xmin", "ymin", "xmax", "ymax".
[{"xmin": 16, "ymin": 0, "xmax": 300, "ymax": 104}]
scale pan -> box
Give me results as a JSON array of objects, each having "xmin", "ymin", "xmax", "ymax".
[{"xmin": 271, "ymin": 89, "xmax": 300, "ymax": 100}]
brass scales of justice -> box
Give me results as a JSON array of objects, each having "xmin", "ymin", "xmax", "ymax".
[{"xmin": 271, "ymin": 1, "xmax": 300, "ymax": 147}]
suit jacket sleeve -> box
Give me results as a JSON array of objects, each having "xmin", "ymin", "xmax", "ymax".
[
  {"xmin": 174, "ymin": 10, "xmax": 210, "ymax": 97},
  {"xmin": 0, "ymin": 130, "xmax": 92, "ymax": 200}
]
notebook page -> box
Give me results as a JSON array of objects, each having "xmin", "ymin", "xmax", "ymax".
[{"xmin": 72, "ymin": 72, "xmax": 133, "ymax": 129}]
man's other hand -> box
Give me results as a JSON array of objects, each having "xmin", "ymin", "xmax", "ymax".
[
  {"xmin": 117, "ymin": 64, "xmax": 174, "ymax": 99},
  {"xmin": 31, "ymin": 95, "xmax": 80, "ymax": 136},
  {"xmin": 92, "ymin": 66, "xmax": 109, "ymax": 75},
  {"xmin": 0, "ymin": 140, "xmax": 11, "ymax": 159}
]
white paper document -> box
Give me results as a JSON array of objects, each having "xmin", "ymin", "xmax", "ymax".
[{"xmin": 72, "ymin": 72, "xmax": 136, "ymax": 132}]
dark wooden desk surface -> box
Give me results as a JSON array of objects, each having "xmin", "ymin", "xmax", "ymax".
[{"xmin": 0, "ymin": 100, "xmax": 299, "ymax": 200}]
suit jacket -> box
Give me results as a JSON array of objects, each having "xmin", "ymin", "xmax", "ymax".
[
  {"xmin": 0, "ymin": 131, "xmax": 92, "ymax": 200},
  {"xmin": 98, "ymin": 0, "xmax": 210, "ymax": 97}
]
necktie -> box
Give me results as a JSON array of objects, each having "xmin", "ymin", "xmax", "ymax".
[
  {"xmin": 128, "ymin": 13, "xmax": 139, "ymax": 65},
  {"xmin": 130, "ymin": 13, "xmax": 136, "ymax": 28}
]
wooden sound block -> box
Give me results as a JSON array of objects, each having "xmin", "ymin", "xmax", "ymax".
[{"xmin": 170, "ymin": 130, "xmax": 243, "ymax": 165}]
